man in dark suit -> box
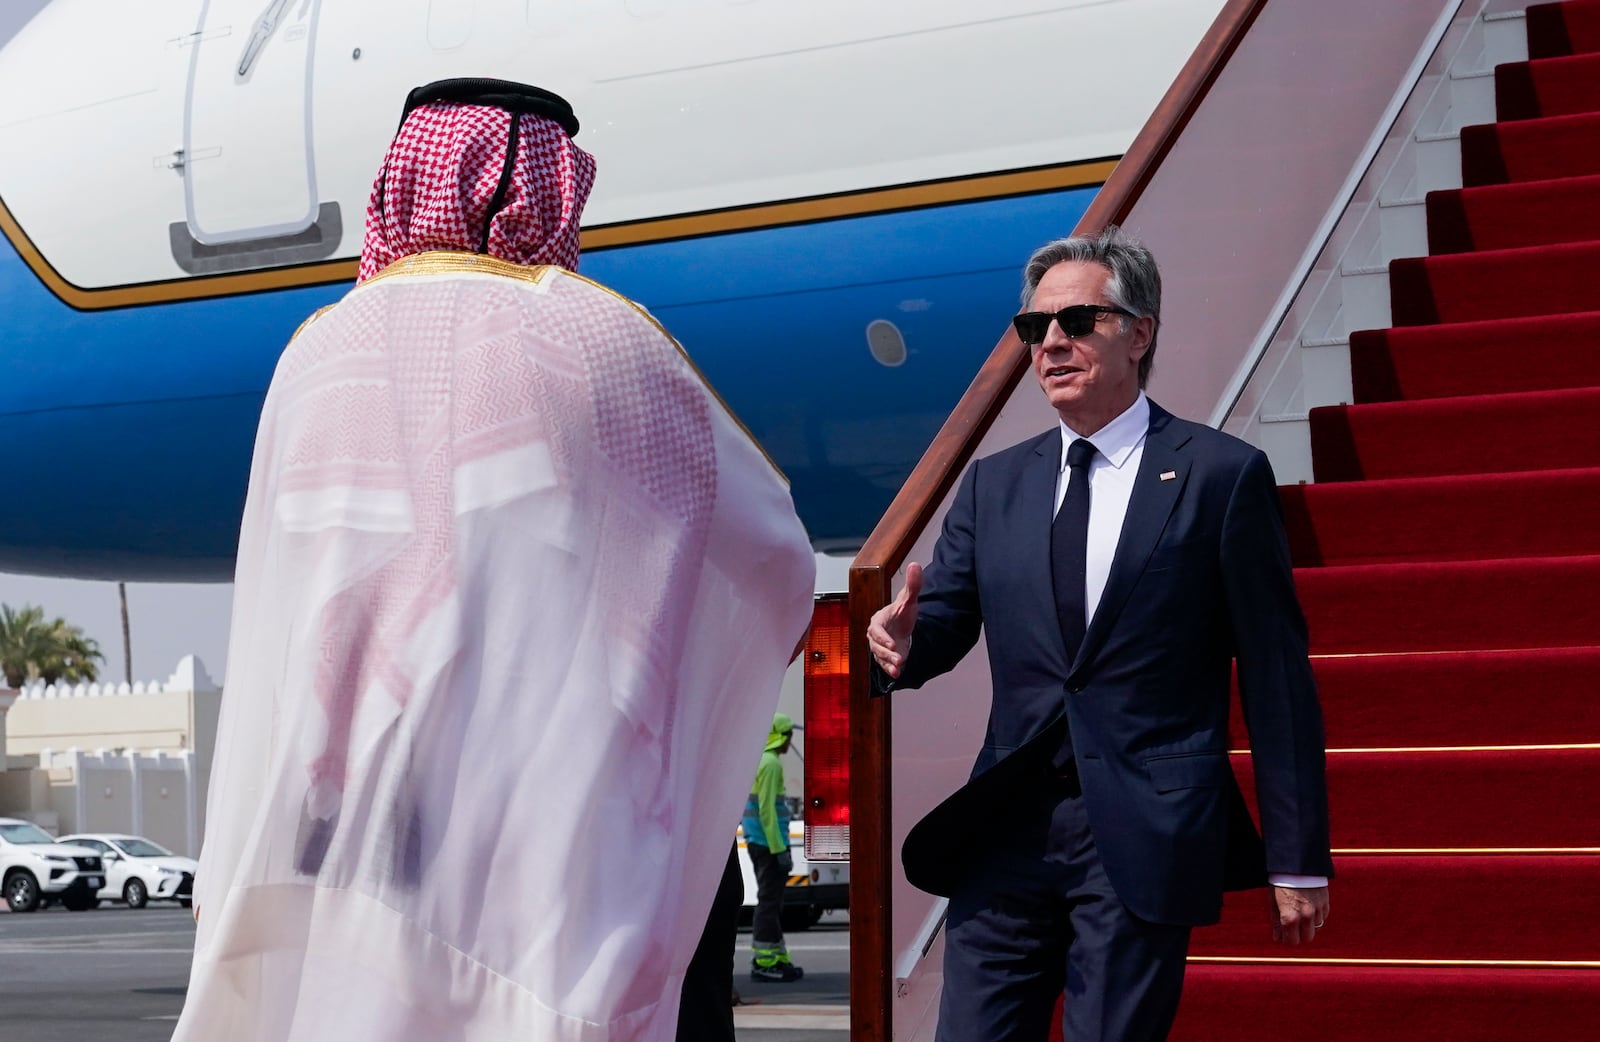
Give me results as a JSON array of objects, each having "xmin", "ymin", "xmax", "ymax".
[{"xmin": 868, "ymin": 226, "xmax": 1333, "ymax": 1042}]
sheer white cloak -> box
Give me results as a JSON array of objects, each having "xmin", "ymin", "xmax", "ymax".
[{"xmin": 175, "ymin": 255, "xmax": 815, "ymax": 1042}]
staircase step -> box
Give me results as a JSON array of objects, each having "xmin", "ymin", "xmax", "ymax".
[
  {"xmin": 1232, "ymin": 748, "xmax": 1600, "ymax": 849},
  {"xmin": 1279, "ymin": 468, "xmax": 1600, "ymax": 566},
  {"xmin": 1172, "ymin": 965, "xmax": 1600, "ymax": 1042},
  {"xmin": 1296, "ymin": 554, "xmax": 1600, "ymax": 654},
  {"xmin": 1426, "ymin": 173, "xmax": 1600, "ymax": 253},
  {"xmin": 1231, "ymin": 647, "xmax": 1600, "ymax": 749},
  {"xmin": 1348, "ymin": 311, "xmax": 1600, "ymax": 402},
  {"xmin": 1496, "ymin": 51, "xmax": 1600, "ymax": 120},
  {"xmin": 1528, "ymin": 0, "xmax": 1600, "ymax": 59},
  {"xmin": 1308, "ymin": 387, "xmax": 1600, "ymax": 482},
  {"xmin": 1191, "ymin": 854, "xmax": 1600, "ymax": 962},
  {"xmin": 1461, "ymin": 110, "xmax": 1600, "ymax": 185},
  {"xmin": 1389, "ymin": 240, "xmax": 1600, "ymax": 326}
]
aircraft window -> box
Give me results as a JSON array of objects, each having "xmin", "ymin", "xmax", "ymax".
[{"xmin": 866, "ymin": 319, "xmax": 908, "ymax": 368}]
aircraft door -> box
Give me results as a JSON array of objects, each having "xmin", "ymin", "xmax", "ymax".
[{"xmin": 174, "ymin": 0, "xmax": 341, "ymax": 273}]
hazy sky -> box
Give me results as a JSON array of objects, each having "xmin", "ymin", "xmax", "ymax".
[
  {"xmin": 0, "ymin": 574, "xmax": 234, "ymax": 686},
  {"xmin": 0, "ymin": 2, "xmax": 233, "ymax": 686}
]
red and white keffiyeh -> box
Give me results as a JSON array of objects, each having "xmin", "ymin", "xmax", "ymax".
[{"xmin": 358, "ymin": 100, "xmax": 596, "ymax": 280}]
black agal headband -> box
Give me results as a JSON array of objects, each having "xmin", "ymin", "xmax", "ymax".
[{"xmin": 398, "ymin": 77, "xmax": 579, "ymax": 137}]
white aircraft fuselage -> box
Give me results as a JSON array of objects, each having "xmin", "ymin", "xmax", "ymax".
[{"xmin": 0, "ymin": 0, "xmax": 1222, "ymax": 578}]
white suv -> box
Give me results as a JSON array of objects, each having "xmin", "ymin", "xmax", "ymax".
[
  {"xmin": 57, "ymin": 833, "xmax": 197, "ymax": 909},
  {"xmin": 0, "ymin": 818, "xmax": 105, "ymax": 913}
]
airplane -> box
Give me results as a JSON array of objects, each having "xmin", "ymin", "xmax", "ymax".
[{"xmin": 0, "ymin": 0, "xmax": 1225, "ymax": 581}]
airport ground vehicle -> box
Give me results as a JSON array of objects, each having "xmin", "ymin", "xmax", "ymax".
[
  {"xmin": 725, "ymin": 562, "xmax": 853, "ymax": 934},
  {"xmin": 0, "ymin": 818, "xmax": 104, "ymax": 912},
  {"xmin": 57, "ymin": 833, "xmax": 197, "ymax": 909}
]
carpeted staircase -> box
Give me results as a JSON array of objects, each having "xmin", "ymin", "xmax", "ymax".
[{"xmin": 1171, "ymin": 2, "xmax": 1600, "ymax": 1036}]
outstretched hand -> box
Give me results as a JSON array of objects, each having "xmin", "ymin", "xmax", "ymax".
[
  {"xmin": 1268, "ymin": 885, "xmax": 1330, "ymax": 945},
  {"xmin": 867, "ymin": 562, "xmax": 923, "ymax": 678}
]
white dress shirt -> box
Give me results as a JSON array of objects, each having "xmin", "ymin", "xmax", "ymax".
[
  {"xmin": 1053, "ymin": 393, "xmax": 1150, "ymax": 625},
  {"xmin": 1053, "ymin": 393, "xmax": 1325, "ymax": 891}
]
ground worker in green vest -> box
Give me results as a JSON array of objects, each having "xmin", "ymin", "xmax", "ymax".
[{"xmin": 743, "ymin": 712, "xmax": 804, "ymax": 983}]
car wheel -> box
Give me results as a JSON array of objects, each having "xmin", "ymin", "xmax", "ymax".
[
  {"xmin": 4, "ymin": 870, "xmax": 41, "ymax": 913},
  {"xmin": 124, "ymin": 877, "xmax": 148, "ymax": 910},
  {"xmin": 63, "ymin": 892, "xmax": 98, "ymax": 911},
  {"xmin": 178, "ymin": 897, "xmax": 193, "ymax": 909}
]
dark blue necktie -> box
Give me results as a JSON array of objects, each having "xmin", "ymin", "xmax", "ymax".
[{"xmin": 1052, "ymin": 438, "xmax": 1097, "ymax": 664}]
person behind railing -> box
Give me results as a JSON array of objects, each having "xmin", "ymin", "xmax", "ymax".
[
  {"xmin": 742, "ymin": 712, "xmax": 806, "ymax": 983},
  {"xmin": 868, "ymin": 225, "xmax": 1333, "ymax": 1042},
  {"xmin": 174, "ymin": 77, "xmax": 816, "ymax": 1042}
]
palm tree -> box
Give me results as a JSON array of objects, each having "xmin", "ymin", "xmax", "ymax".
[
  {"xmin": 119, "ymin": 582, "xmax": 132, "ymax": 684},
  {"xmin": 0, "ymin": 605, "xmax": 47, "ymax": 688},
  {"xmin": 0, "ymin": 603, "xmax": 104, "ymax": 687},
  {"xmin": 36, "ymin": 616, "xmax": 103, "ymax": 684}
]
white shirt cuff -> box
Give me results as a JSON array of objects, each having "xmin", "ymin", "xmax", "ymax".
[{"xmin": 1268, "ymin": 873, "xmax": 1328, "ymax": 888}]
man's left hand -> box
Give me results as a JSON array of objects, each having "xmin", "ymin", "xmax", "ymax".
[
  {"xmin": 777, "ymin": 850, "xmax": 794, "ymax": 875},
  {"xmin": 1268, "ymin": 885, "xmax": 1329, "ymax": 945}
]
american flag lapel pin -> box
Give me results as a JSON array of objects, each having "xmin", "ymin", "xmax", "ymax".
[{"xmin": 1160, "ymin": 470, "xmax": 1177, "ymax": 481}]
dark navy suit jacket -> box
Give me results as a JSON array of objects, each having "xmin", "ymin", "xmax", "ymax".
[{"xmin": 883, "ymin": 401, "xmax": 1333, "ymax": 925}]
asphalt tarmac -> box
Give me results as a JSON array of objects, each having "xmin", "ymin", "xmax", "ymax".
[
  {"xmin": 0, "ymin": 904, "xmax": 849, "ymax": 1042},
  {"xmin": 0, "ymin": 903, "xmax": 194, "ymax": 1042},
  {"xmin": 734, "ymin": 912, "xmax": 851, "ymax": 1039}
]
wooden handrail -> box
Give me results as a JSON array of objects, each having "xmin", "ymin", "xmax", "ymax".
[{"xmin": 845, "ymin": 1, "xmax": 1271, "ymax": 1039}]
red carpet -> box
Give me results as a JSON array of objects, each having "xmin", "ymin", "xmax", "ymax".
[
  {"xmin": 1348, "ymin": 310, "xmax": 1600, "ymax": 402},
  {"xmin": 1425, "ymin": 172, "xmax": 1600, "ymax": 253},
  {"xmin": 1279, "ymin": 467, "xmax": 1600, "ymax": 565},
  {"xmin": 1296, "ymin": 554, "xmax": 1600, "ymax": 654},
  {"xmin": 1169, "ymin": 4, "xmax": 1600, "ymax": 1036},
  {"xmin": 1460, "ymin": 109, "xmax": 1600, "ymax": 184},
  {"xmin": 1231, "ymin": 647, "xmax": 1600, "ymax": 749},
  {"xmin": 1387, "ymin": 239, "xmax": 1600, "ymax": 325},
  {"xmin": 1496, "ymin": 51, "xmax": 1600, "ymax": 119},
  {"xmin": 1192, "ymin": 855, "xmax": 1600, "ymax": 961},
  {"xmin": 1043, "ymin": 10, "xmax": 1600, "ymax": 1041},
  {"xmin": 1233, "ymin": 748, "xmax": 1600, "ymax": 848},
  {"xmin": 1308, "ymin": 386, "xmax": 1600, "ymax": 481},
  {"xmin": 1172, "ymin": 966, "xmax": 1600, "ymax": 1042},
  {"xmin": 1528, "ymin": 0, "xmax": 1600, "ymax": 58}
]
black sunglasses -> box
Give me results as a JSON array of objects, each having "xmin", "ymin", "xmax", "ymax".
[{"xmin": 1013, "ymin": 304, "xmax": 1136, "ymax": 345}]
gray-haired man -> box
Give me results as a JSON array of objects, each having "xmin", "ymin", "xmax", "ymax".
[{"xmin": 868, "ymin": 226, "xmax": 1333, "ymax": 1041}]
